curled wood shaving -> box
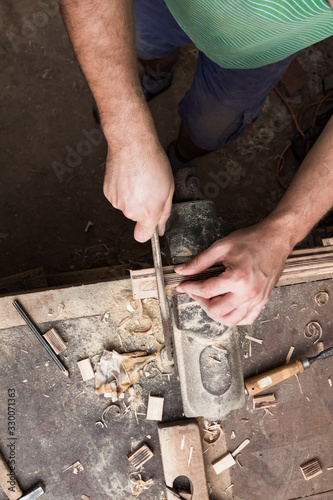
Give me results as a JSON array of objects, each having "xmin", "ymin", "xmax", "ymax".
[
  {"xmin": 235, "ymin": 454, "xmax": 243, "ymax": 468},
  {"xmin": 101, "ymin": 403, "xmax": 120, "ymax": 428},
  {"xmin": 304, "ymin": 321, "xmax": 322, "ymax": 344},
  {"xmin": 129, "ymin": 473, "xmax": 154, "ymax": 499},
  {"xmin": 245, "ymin": 334, "xmax": 263, "ymax": 345},
  {"xmin": 315, "ymin": 291, "xmax": 329, "ymax": 306},
  {"xmin": 203, "ymin": 421, "xmax": 223, "ymax": 444}
]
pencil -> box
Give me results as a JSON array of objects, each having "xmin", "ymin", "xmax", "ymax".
[{"xmin": 13, "ymin": 300, "xmax": 70, "ymax": 378}]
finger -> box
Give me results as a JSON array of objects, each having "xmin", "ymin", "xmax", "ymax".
[
  {"xmin": 134, "ymin": 220, "xmax": 158, "ymax": 243},
  {"xmin": 237, "ymin": 302, "xmax": 266, "ymax": 325},
  {"xmin": 217, "ymin": 303, "xmax": 250, "ymax": 326},
  {"xmin": 157, "ymin": 192, "xmax": 173, "ymax": 237},
  {"xmin": 174, "ymin": 240, "xmax": 231, "ymax": 275},
  {"xmin": 188, "ymin": 293, "xmax": 241, "ymax": 324},
  {"xmin": 177, "ymin": 275, "xmax": 236, "ymax": 299}
]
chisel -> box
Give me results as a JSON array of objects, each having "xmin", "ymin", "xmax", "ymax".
[
  {"xmin": 245, "ymin": 345, "xmax": 333, "ymax": 396},
  {"xmin": 151, "ymin": 227, "xmax": 172, "ymax": 360}
]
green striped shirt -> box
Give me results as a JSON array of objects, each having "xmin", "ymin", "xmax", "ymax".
[{"xmin": 164, "ymin": 0, "xmax": 333, "ymax": 69}]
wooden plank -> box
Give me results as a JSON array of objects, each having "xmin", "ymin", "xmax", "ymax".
[
  {"xmin": 127, "ymin": 444, "xmax": 153, "ymax": 469},
  {"xmin": 300, "ymin": 458, "xmax": 322, "ymax": 480},
  {"xmin": 0, "ymin": 279, "xmax": 131, "ymax": 330},
  {"xmin": 131, "ymin": 247, "xmax": 333, "ymax": 299},
  {"xmin": 158, "ymin": 420, "xmax": 209, "ymax": 500},
  {"xmin": 146, "ymin": 395, "xmax": 164, "ymax": 421}
]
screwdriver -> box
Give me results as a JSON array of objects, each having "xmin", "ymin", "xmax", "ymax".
[{"xmin": 245, "ymin": 345, "xmax": 333, "ymax": 396}]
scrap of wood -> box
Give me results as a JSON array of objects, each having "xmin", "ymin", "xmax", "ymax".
[
  {"xmin": 245, "ymin": 334, "xmax": 263, "ymax": 345},
  {"xmin": 212, "ymin": 439, "xmax": 250, "ymax": 475},
  {"xmin": 77, "ymin": 358, "xmax": 94, "ymax": 381},
  {"xmin": 146, "ymin": 395, "xmax": 164, "ymax": 421},
  {"xmin": 130, "ymin": 246, "xmax": 333, "ymax": 299},
  {"xmin": 43, "ymin": 327, "xmax": 67, "ymax": 355},
  {"xmin": 285, "ymin": 346, "xmax": 294, "ymax": 364},
  {"xmin": 300, "ymin": 458, "xmax": 322, "ymax": 480},
  {"xmin": 212, "ymin": 452, "xmax": 236, "ymax": 475},
  {"xmin": 158, "ymin": 420, "xmax": 209, "ymax": 500},
  {"xmin": 128, "ymin": 444, "xmax": 153, "ymax": 469},
  {"xmin": 253, "ymin": 394, "xmax": 276, "ymax": 409},
  {"xmin": 81, "ymin": 495, "xmax": 90, "ymax": 500}
]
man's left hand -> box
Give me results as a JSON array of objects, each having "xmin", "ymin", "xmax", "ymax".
[{"xmin": 175, "ymin": 221, "xmax": 292, "ymax": 326}]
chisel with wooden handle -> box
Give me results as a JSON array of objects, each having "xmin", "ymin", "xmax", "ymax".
[{"xmin": 245, "ymin": 345, "xmax": 333, "ymax": 396}]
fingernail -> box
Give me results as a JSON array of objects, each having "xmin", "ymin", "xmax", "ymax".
[
  {"xmin": 175, "ymin": 264, "xmax": 186, "ymax": 273},
  {"xmin": 158, "ymin": 225, "xmax": 165, "ymax": 237}
]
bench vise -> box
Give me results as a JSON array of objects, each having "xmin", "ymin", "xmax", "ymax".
[{"xmin": 164, "ymin": 199, "xmax": 245, "ymax": 420}]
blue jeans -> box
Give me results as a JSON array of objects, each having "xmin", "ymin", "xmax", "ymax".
[{"xmin": 133, "ymin": 0, "xmax": 295, "ymax": 150}]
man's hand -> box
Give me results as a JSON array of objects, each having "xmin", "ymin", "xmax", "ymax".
[
  {"xmin": 175, "ymin": 221, "xmax": 292, "ymax": 326},
  {"xmin": 104, "ymin": 142, "xmax": 174, "ymax": 242}
]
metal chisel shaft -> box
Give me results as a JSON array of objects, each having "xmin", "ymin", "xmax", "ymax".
[{"xmin": 151, "ymin": 228, "xmax": 172, "ymax": 360}]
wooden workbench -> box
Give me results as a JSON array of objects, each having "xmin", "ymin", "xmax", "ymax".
[{"xmin": 0, "ymin": 277, "xmax": 332, "ymax": 499}]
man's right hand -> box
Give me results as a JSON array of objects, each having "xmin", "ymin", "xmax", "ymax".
[{"xmin": 103, "ymin": 142, "xmax": 174, "ymax": 243}]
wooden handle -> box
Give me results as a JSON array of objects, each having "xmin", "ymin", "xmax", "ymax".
[
  {"xmin": 0, "ymin": 451, "xmax": 22, "ymax": 499},
  {"xmin": 245, "ymin": 359, "xmax": 305, "ymax": 396}
]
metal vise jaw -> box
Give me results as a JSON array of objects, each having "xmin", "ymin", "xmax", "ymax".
[{"xmin": 164, "ymin": 200, "xmax": 245, "ymax": 420}]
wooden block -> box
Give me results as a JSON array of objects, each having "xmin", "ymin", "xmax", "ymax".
[
  {"xmin": 253, "ymin": 394, "xmax": 276, "ymax": 409},
  {"xmin": 146, "ymin": 395, "xmax": 164, "ymax": 421},
  {"xmin": 322, "ymin": 237, "xmax": 333, "ymax": 246},
  {"xmin": 77, "ymin": 358, "xmax": 94, "ymax": 381},
  {"xmin": 158, "ymin": 420, "xmax": 209, "ymax": 500},
  {"xmin": 300, "ymin": 458, "xmax": 322, "ymax": 480},
  {"xmin": 43, "ymin": 328, "xmax": 67, "ymax": 355},
  {"xmin": 212, "ymin": 452, "xmax": 236, "ymax": 475},
  {"xmin": 127, "ymin": 444, "xmax": 153, "ymax": 469}
]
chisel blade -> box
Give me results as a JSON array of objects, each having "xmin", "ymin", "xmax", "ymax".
[{"xmin": 151, "ymin": 228, "xmax": 172, "ymax": 360}]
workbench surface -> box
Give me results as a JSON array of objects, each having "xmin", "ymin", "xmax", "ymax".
[{"xmin": 0, "ymin": 277, "xmax": 332, "ymax": 500}]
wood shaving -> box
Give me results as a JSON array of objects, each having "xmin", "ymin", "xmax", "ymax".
[
  {"xmin": 188, "ymin": 446, "xmax": 193, "ymax": 466},
  {"xmin": 317, "ymin": 342, "xmax": 324, "ymax": 354},
  {"xmin": 285, "ymin": 346, "xmax": 294, "ymax": 364},
  {"xmin": 245, "ymin": 334, "xmax": 263, "ymax": 345},
  {"xmin": 129, "ymin": 473, "xmax": 154, "ymax": 499},
  {"xmin": 203, "ymin": 421, "xmax": 223, "ymax": 444},
  {"xmin": 101, "ymin": 403, "xmax": 121, "ymax": 427},
  {"xmin": 235, "ymin": 455, "xmax": 243, "ymax": 468},
  {"xmin": 225, "ymin": 484, "xmax": 233, "ymax": 492},
  {"xmin": 315, "ymin": 291, "xmax": 329, "ymax": 306},
  {"xmin": 304, "ymin": 321, "xmax": 322, "ymax": 344},
  {"xmin": 211, "ymin": 344, "xmax": 227, "ymax": 353}
]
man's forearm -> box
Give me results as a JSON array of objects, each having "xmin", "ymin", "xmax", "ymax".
[
  {"xmin": 60, "ymin": 0, "xmax": 156, "ymax": 146},
  {"xmin": 266, "ymin": 115, "xmax": 333, "ymax": 249}
]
